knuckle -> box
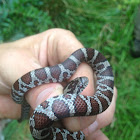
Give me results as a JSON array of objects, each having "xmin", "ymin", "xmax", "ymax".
[{"xmin": 47, "ymin": 28, "xmax": 75, "ymax": 37}]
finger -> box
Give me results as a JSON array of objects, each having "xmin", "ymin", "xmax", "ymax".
[
  {"xmin": 11, "ymin": 29, "xmax": 84, "ymax": 66},
  {"xmin": 0, "ymin": 43, "xmax": 42, "ymax": 94},
  {"xmin": 86, "ymin": 130, "xmax": 109, "ymax": 140},
  {"xmin": 26, "ymin": 83, "xmax": 64, "ymax": 109},
  {"xmin": 0, "ymin": 94, "xmax": 21, "ymax": 119},
  {"xmin": 44, "ymin": 29, "xmax": 84, "ymax": 65},
  {"xmin": 96, "ymin": 86, "xmax": 117, "ymax": 129},
  {"xmin": 82, "ymin": 87, "xmax": 117, "ymax": 137},
  {"xmin": 0, "ymin": 84, "xmax": 64, "ymax": 119}
]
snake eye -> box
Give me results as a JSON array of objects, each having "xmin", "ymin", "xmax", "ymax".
[{"xmin": 80, "ymin": 85, "xmax": 82, "ymax": 88}]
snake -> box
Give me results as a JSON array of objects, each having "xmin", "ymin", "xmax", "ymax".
[{"xmin": 11, "ymin": 48, "xmax": 114, "ymax": 140}]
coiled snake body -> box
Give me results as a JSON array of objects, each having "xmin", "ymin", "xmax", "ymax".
[{"xmin": 11, "ymin": 48, "xmax": 114, "ymax": 140}]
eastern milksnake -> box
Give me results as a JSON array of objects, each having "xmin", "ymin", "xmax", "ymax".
[{"xmin": 11, "ymin": 48, "xmax": 114, "ymax": 140}]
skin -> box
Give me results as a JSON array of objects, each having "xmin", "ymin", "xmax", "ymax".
[{"xmin": 0, "ymin": 28, "xmax": 117, "ymax": 140}]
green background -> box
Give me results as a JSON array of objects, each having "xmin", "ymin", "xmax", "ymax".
[{"xmin": 0, "ymin": 0, "xmax": 140, "ymax": 140}]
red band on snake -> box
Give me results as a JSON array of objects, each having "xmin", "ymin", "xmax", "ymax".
[{"xmin": 11, "ymin": 48, "xmax": 114, "ymax": 140}]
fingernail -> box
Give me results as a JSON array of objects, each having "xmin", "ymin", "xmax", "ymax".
[
  {"xmin": 88, "ymin": 121, "xmax": 98, "ymax": 134},
  {"xmin": 37, "ymin": 87, "xmax": 54, "ymax": 103},
  {"xmin": 83, "ymin": 121, "xmax": 98, "ymax": 136},
  {"xmin": 36, "ymin": 85, "xmax": 63, "ymax": 106}
]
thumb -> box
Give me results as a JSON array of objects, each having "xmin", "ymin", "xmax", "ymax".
[{"xmin": 26, "ymin": 83, "xmax": 63, "ymax": 110}]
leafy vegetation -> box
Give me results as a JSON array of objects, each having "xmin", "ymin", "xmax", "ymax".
[{"xmin": 1, "ymin": 0, "xmax": 140, "ymax": 140}]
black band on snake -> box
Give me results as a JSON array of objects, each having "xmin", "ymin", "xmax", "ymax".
[{"xmin": 11, "ymin": 48, "xmax": 114, "ymax": 140}]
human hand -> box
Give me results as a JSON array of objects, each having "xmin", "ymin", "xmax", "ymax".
[{"xmin": 0, "ymin": 28, "xmax": 117, "ymax": 140}]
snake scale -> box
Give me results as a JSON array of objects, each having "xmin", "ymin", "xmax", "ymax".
[{"xmin": 11, "ymin": 48, "xmax": 114, "ymax": 140}]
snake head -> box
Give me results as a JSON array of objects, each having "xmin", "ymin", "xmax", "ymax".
[
  {"xmin": 77, "ymin": 77, "xmax": 89, "ymax": 93},
  {"xmin": 63, "ymin": 76, "xmax": 89, "ymax": 95},
  {"xmin": 78, "ymin": 76, "xmax": 89, "ymax": 87}
]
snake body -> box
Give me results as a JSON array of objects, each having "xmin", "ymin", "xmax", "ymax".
[{"xmin": 11, "ymin": 48, "xmax": 114, "ymax": 140}]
